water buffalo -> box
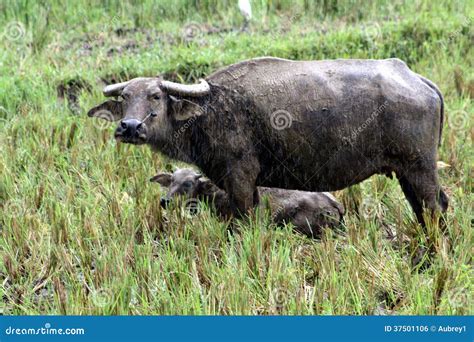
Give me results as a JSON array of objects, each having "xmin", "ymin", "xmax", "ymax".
[
  {"xmin": 150, "ymin": 168, "xmax": 344, "ymax": 238},
  {"xmin": 88, "ymin": 57, "xmax": 448, "ymax": 227}
]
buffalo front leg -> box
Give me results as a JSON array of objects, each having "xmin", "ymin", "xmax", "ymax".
[{"xmin": 223, "ymin": 156, "xmax": 260, "ymax": 218}]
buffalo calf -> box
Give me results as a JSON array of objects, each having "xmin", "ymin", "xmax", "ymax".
[{"xmin": 151, "ymin": 168, "xmax": 344, "ymax": 238}]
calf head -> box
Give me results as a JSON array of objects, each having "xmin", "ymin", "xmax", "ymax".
[
  {"xmin": 150, "ymin": 168, "xmax": 218, "ymax": 208},
  {"xmin": 87, "ymin": 77, "xmax": 210, "ymax": 145}
]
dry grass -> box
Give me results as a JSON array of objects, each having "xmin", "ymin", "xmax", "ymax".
[{"xmin": 0, "ymin": 0, "xmax": 472, "ymax": 315}]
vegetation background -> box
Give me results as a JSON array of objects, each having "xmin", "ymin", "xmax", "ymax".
[{"xmin": 0, "ymin": 0, "xmax": 472, "ymax": 315}]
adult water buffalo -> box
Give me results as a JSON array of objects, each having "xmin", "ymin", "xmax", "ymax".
[{"xmin": 88, "ymin": 57, "xmax": 448, "ymax": 226}]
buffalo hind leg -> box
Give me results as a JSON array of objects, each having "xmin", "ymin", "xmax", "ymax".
[
  {"xmin": 397, "ymin": 168, "xmax": 448, "ymax": 227},
  {"xmin": 398, "ymin": 175, "xmax": 425, "ymax": 226},
  {"xmin": 397, "ymin": 168, "xmax": 448, "ymax": 268}
]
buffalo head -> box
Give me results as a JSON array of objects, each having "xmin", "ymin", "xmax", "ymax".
[
  {"xmin": 87, "ymin": 77, "xmax": 210, "ymax": 144},
  {"xmin": 150, "ymin": 168, "xmax": 218, "ymax": 208}
]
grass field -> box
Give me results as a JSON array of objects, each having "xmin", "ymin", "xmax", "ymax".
[{"xmin": 1, "ymin": 0, "xmax": 473, "ymax": 315}]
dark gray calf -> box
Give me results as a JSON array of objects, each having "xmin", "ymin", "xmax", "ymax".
[{"xmin": 151, "ymin": 168, "xmax": 344, "ymax": 238}]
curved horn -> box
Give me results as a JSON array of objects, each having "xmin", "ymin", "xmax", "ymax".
[
  {"xmin": 160, "ymin": 79, "xmax": 210, "ymax": 97},
  {"xmin": 103, "ymin": 81, "xmax": 131, "ymax": 97}
]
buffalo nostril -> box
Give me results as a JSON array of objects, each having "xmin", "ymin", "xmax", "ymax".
[
  {"xmin": 136, "ymin": 123, "xmax": 143, "ymax": 131},
  {"xmin": 120, "ymin": 119, "xmax": 143, "ymax": 137}
]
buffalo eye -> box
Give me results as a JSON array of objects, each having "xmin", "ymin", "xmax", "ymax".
[
  {"xmin": 152, "ymin": 94, "xmax": 161, "ymax": 101},
  {"xmin": 182, "ymin": 181, "xmax": 193, "ymax": 189}
]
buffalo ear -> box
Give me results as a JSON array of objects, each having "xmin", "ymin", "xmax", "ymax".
[
  {"xmin": 169, "ymin": 95, "xmax": 203, "ymax": 121},
  {"xmin": 149, "ymin": 173, "xmax": 172, "ymax": 187},
  {"xmin": 168, "ymin": 95, "xmax": 183, "ymax": 115},
  {"xmin": 87, "ymin": 100, "xmax": 123, "ymax": 121}
]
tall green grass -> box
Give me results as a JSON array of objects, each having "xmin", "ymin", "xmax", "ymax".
[{"xmin": 0, "ymin": 0, "xmax": 472, "ymax": 314}]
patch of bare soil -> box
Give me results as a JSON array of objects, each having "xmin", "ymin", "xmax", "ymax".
[
  {"xmin": 57, "ymin": 78, "xmax": 91, "ymax": 114},
  {"xmin": 70, "ymin": 26, "xmax": 175, "ymax": 57}
]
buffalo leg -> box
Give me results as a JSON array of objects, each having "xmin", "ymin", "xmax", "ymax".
[
  {"xmin": 226, "ymin": 176, "xmax": 258, "ymax": 217},
  {"xmin": 397, "ymin": 168, "xmax": 449, "ymax": 269},
  {"xmin": 224, "ymin": 158, "xmax": 260, "ymax": 218},
  {"xmin": 397, "ymin": 168, "xmax": 448, "ymax": 227}
]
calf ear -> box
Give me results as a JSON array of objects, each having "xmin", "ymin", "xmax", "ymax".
[
  {"xmin": 87, "ymin": 100, "xmax": 123, "ymax": 121},
  {"xmin": 198, "ymin": 179, "xmax": 219, "ymax": 196},
  {"xmin": 149, "ymin": 173, "xmax": 172, "ymax": 187},
  {"xmin": 169, "ymin": 95, "xmax": 204, "ymax": 121}
]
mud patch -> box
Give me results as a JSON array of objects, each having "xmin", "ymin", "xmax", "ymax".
[
  {"xmin": 72, "ymin": 26, "xmax": 175, "ymax": 57},
  {"xmin": 107, "ymin": 40, "xmax": 140, "ymax": 57},
  {"xmin": 57, "ymin": 78, "xmax": 92, "ymax": 114}
]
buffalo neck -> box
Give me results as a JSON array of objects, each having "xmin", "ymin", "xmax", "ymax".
[{"xmin": 149, "ymin": 113, "xmax": 214, "ymax": 169}]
